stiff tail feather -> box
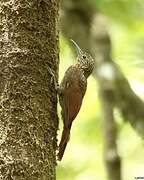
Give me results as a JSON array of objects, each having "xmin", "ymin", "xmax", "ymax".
[{"xmin": 57, "ymin": 128, "xmax": 70, "ymax": 161}]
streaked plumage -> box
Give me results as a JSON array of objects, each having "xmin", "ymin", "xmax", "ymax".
[{"xmin": 57, "ymin": 40, "xmax": 94, "ymax": 161}]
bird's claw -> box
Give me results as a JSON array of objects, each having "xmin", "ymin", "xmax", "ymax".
[{"xmin": 47, "ymin": 67, "xmax": 59, "ymax": 90}]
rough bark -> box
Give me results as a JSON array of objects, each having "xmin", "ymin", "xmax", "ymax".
[{"xmin": 0, "ymin": 0, "xmax": 59, "ymax": 179}]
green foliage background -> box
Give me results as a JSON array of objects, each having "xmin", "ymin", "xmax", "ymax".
[{"xmin": 57, "ymin": 1, "xmax": 144, "ymax": 180}]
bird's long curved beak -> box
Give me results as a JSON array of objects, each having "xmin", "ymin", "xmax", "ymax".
[{"xmin": 70, "ymin": 39, "xmax": 82, "ymax": 55}]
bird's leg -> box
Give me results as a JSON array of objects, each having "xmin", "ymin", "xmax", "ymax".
[{"xmin": 47, "ymin": 67, "xmax": 61, "ymax": 94}]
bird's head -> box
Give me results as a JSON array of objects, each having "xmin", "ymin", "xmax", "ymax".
[{"xmin": 71, "ymin": 39, "xmax": 94, "ymax": 77}]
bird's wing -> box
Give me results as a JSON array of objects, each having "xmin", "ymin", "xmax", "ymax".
[
  {"xmin": 58, "ymin": 67, "xmax": 87, "ymax": 160},
  {"xmin": 63, "ymin": 80, "xmax": 86, "ymax": 128}
]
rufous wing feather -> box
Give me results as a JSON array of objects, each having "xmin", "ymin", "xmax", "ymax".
[
  {"xmin": 64, "ymin": 88, "xmax": 83, "ymax": 127},
  {"xmin": 58, "ymin": 82, "xmax": 85, "ymax": 160},
  {"xmin": 57, "ymin": 128, "xmax": 70, "ymax": 161}
]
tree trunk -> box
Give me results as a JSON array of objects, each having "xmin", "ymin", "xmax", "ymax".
[{"xmin": 0, "ymin": 0, "xmax": 59, "ymax": 179}]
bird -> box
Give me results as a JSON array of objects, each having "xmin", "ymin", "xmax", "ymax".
[{"xmin": 49, "ymin": 39, "xmax": 94, "ymax": 161}]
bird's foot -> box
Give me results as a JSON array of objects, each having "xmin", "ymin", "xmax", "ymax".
[{"xmin": 47, "ymin": 67, "xmax": 60, "ymax": 92}]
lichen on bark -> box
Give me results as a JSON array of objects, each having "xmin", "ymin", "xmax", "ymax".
[{"xmin": 0, "ymin": 0, "xmax": 59, "ymax": 179}]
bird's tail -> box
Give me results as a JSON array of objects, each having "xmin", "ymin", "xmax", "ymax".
[{"xmin": 57, "ymin": 128, "xmax": 70, "ymax": 161}]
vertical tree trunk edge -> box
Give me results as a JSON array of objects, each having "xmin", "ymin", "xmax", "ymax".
[{"xmin": 0, "ymin": 0, "xmax": 59, "ymax": 179}]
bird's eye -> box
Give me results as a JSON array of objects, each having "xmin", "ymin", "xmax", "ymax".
[{"xmin": 83, "ymin": 55, "xmax": 86, "ymax": 59}]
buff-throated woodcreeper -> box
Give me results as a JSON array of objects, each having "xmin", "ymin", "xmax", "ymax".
[{"xmin": 49, "ymin": 40, "xmax": 94, "ymax": 161}]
